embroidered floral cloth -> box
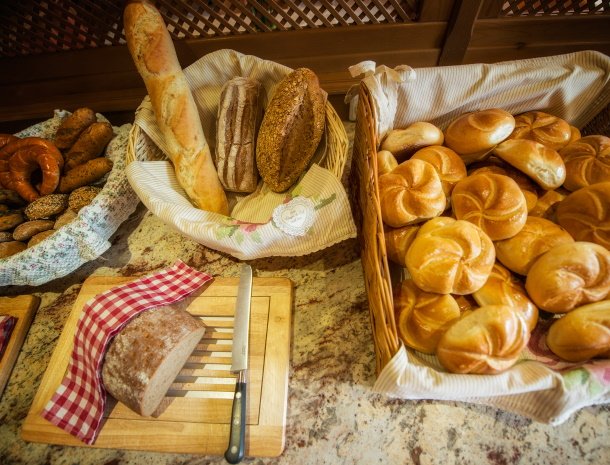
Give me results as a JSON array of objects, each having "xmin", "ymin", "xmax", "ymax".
[
  {"xmin": 42, "ymin": 261, "xmax": 212, "ymax": 444},
  {"xmin": 0, "ymin": 112, "xmax": 138, "ymax": 286}
]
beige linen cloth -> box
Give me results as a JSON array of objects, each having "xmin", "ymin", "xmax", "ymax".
[
  {"xmin": 126, "ymin": 49, "xmax": 356, "ymax": 260},
  {"xmin": 349, "ymin": 50, "xmax": 610, "ymax": 424}
]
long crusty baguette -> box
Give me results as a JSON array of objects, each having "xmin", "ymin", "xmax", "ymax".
[{"xmin": 124, "ymin": 0, "xmax": 228, "ymax": 214}]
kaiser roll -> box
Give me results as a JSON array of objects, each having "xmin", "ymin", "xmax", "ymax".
[
  {"xmin": 559, "ymin": 135, "xmax": 610, "ymax": 192},
  {"xmin": 405, "ymin": 217, "xmax": 495, "ymax": 295},
  {"xmin": 493, "ymin": 139, "xmax": 566, "ymax": 190},
  {"xmin": 394, "ymin": 279, "xmax": 461, "ymax": 354},
  {"xmin": 494, "ymin": 216, "xmax": 574, "ymax": 276},
  {"xmin": 451, "ymin": 172, "xmax": 528, "ymax": 241},
  {"xmin": 384, "ymin": 225, "xmax": 419, "ymax": 267},
  {"xmin": 411, "ymin": 145, "xmax": 467, "ymax": 199},
  {"xmin": 555, "ymin": 181, "xmax": 610, "ymax": 250},
  {"xmin": 472, "ymin": 262, "xmax": 538, "ymax": 332},
  {"xmin": 525, "ymin": 241, "xmax": 610, "ymax": 313},
  {"xmin": 509, "ymin": 110, "xmax": 572, "ymax": 150},
  {"xmin": 546, "ymin": 300, "xmax": 610, "ymax": 362},
  {"xmin": 528, "ymin": 189, "xmax": 566, "ymax": 220},
  {"xmin": 377, "ymin": 149, "xmax": 398, "ymax": 176},
  {"xmin": 436, "ymin": 304, "xmax": 530, "ymax": 374},
  {"xmin": 378, "ymin": 158, "xmax": 446, "ymax": 227},
  {"xmin": 444, "ymin": 108, "xmax": 515, "ymax": 159},
  {"xmin": 380, "ymin": 121, "xmax": 444, "ymax": 161}
]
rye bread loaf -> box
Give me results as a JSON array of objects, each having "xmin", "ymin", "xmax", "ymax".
[
  {"xmin": 215, "ymin": 77, "xmax": 263, "ymax": 193},
  {"xmin": 101, "ymin": 305, "xmax": 205, "ymax": 416},
  {"xmin": 256, "ymin": 68, "xmax": 326, "ymax": 193}
]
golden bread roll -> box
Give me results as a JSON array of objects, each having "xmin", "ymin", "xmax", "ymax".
[
  {"xmin": 411, "ymin": 145, "xmax": 467, "ymax": 199},
  {"xmin": 124, "ymin": 1, "xmax": 228, "ymax": 214},
  {"xmin": 569, "ymin": 126, "xmax": 582, "ymax": 144},
  {"xmin": 546, "ymin": 300, "xmax": 610, "ymax": 362},
  {"xmin": 377, "ymin": 150, "xmax": 398, "ymax": 176},
  {"xmin": 394, "ymin": 279, "xmax": 462, "ymax": 354},
  {"xmin": 415, "ymin": 215, "xmax": 456, "ymax": 236},
  {"xmin": 405, "ymin": 217, "xmax": 495, "ymax": 295},
  {"xmin": 384, "ymin": 225, "xmax": 419, "ymax": 267},
  {"xmin": 493, "ymin": 139, "xmax": 566, "ymax": 190},
  {"xmin": 509, "ymin": 110, "xmax": 572, "ymax": 151},
  {"xmin": 559, "ymin": 135, "xmax": 610, "ymax": 192},
  {"xmin": 472, "ymin": 262, "xmax": 538, "ymax": 332},
  {"xmin": 555, "ymin": 182, "xmax": 610, "ymax": 249},
  {"xmin": 525, "ymin": 241, "xmax": 610, "ymax": 313},
  {"xmin": 380, "ymin": 122, "xmax": 444, "ymax": 161},
  {"xmin": 436, "ymin": 304, "xmax": 530, "ymax": 374},
  {"xmin": 468, "ymin": 161, "xmax": 538, "ymax": 212},
  {"xmin": 528, "ymin": 189, "xmax": 566, "ymax": 220},
  {"xmin": 451, "ymin": 172, "xmax": 528, "ymax": 241},
  {"xmin": 453, "ymin": 294, "xmax": 478, "ymax": 313},
  {"xmin": 494, "ymin": 216, "xmax": 574, "ymax": 276},
  {"xmin": 378, "ymin": 158, "xmax": 446, "ymax": 227},
  {"xmin": 444, "ymin": 108, "xmax": 515, "ymax": 159}
]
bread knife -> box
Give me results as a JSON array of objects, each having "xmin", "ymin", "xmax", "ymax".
[{"xmin": 224, "ymin": 264, "xmax": 252, "ymax": 464}]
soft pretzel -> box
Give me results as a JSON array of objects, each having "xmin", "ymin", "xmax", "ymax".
[{"xmin": 2, "ymin": 137, "xmax": 64, "ymax": 202}]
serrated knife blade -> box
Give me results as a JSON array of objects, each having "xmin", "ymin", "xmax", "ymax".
[{"xmin": 225, "ymin": 263, "xmax": 252, "ymax": 464}]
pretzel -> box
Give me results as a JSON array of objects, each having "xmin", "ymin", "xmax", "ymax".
[{"xmin": 1, "ymin": 137, "xmax": 64, "ymax": 202}]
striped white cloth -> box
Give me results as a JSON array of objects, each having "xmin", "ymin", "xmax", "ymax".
[
  {"xmin": 127, "ymin": 49, "xmax": 356, "ymax": 260},
  {"xmin": 360, "ymin": 50, "xmax": 610, "ymax": 424}
]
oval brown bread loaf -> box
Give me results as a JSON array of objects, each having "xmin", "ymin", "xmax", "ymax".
[
  {"xmin": 58, "ymin": 157, "xmax": 113, "ymax": 193},
  {"xmin": 215, "ymin": 76, "xmax": 263, "ymax": 193},
  {"xmin": 0, "ymin": 240, "xmax": 26, "ymax": 258},
  {"xmin": 124, "ymin": 0, "xmax": 228, "ymax": 214},
  {"xmin": 54, "ymin": 107, "xmax": 97, "ymax": 150},
  {"xmin": 256, "ymin": 67, "xmax": 326, "ymax": 193},
  {"xmin": 64, "ymin": 121, "xmax": 114, "ymax": 171},
  {"xmin": 101, "ymin": 305, "xmax": 205, "ymax": 417}
]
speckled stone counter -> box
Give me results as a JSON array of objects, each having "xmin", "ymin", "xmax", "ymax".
[{"xmin": 1, "ymin": 123, "xmax": 609, "ymax": 465}]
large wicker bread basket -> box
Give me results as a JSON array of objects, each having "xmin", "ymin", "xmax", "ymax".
[{"xmin": 350, "ymin": 52, "xmax": 610, "ymax": 424}]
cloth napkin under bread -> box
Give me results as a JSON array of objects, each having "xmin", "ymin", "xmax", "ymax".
[
  {"xmin": 0, "ymin": 315, "xmax": 17, "ymax": 360},
  {"xmin": 41, "ymin": 261, "xmax": 212, "ymax": 444}
]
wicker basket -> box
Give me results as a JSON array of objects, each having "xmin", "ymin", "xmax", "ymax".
[
  {"xmin": 127, "ymin": 101, "xmax": 348, "ymax": 180},
  {"xmin": 351, "ymin": 56, "xmax": 610, "ymax": 376},
  {"xmin": 123, "ymin": 49, "xmax": 356, "ymax": 260}
]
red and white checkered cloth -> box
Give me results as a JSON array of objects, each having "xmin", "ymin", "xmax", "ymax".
[
  {"xmin": 0, "ymin": 314, "xmax": 17, "ymax": 360},
  {"xmin": 41, "ymin": 260, "xmax": 212, "ymax": 445}
]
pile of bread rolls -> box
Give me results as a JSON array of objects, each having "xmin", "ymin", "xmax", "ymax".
[
  {"xmin": 124, "ymin": 0, "xmax": 326, "ymax": 215},
  {"xmin": 380, "ymin": 108, "xmax": 610, "ymax": 373},
  {"xmin": 0, "ymin": 107, "xmax": 114, "ymax": 258}
]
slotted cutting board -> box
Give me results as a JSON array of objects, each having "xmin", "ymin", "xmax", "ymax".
[{"xmin": 22, "ymin": 275, "xmax": 292, "ymax": 457}]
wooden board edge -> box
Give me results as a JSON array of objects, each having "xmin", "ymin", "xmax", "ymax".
[{"xmin": 0, "ymin": 295, "xmax": 40, "ymax": 397}]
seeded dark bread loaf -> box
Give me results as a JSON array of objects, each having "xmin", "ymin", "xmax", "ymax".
[
  {"xmin": 124, "ymin": 0, "xmax": 229, "ymax": 214},
  {"xmin": 256, "ymin": 68, "xmax": 326, "ymax": 193},
  {"xmin": 101, "ymin": 305, "xmax": 205, "ymax": 417},
  {"xmin": 215, "ymin": 77, "xmax": 263, "ymax": 193}
]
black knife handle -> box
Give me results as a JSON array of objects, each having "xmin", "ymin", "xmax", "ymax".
[{"xmin": 225, "ymin": 373, "xmax": 246, "ymax": 464}]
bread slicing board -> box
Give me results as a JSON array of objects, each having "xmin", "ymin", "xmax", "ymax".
[
  {"xmin": 0, "ymin": 295, "xmax": 40, "ymax": 397},
  {"xmin": 21, "ymin": 275, "xmax": 292, "ymax": 457}
]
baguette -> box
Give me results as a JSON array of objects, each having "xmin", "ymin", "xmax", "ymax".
[{"xmin": 124, "ymin": 0, "xmax": 228, "ymax": 214}]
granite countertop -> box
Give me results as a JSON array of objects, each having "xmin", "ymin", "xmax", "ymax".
[{"xmin": 1, "ymin": 123, "xmax": 609, "ymax": 465}]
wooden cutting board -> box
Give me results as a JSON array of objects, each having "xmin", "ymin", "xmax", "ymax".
[
  {"xmin": 0, "ymin": 295, "xmax": 39, "ymax": 397},
  {"xmin": 22, "ymin": 275, "xmax": 292, "ymax": 457}
]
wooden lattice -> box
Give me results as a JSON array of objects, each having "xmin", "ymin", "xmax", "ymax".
[
  {"xmin": 500, "ymin": 0, "xmax": 610, "ymax": 16},
  {"xmin": 0, "ymin": 0, "xmax": 419, "ymax": 58}
]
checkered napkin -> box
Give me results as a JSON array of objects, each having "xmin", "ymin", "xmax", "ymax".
[
  {"xmin": 41, "ymin": 260, "xmax": 212, "ymax": 445},
  {"xmin": 0, "ymin": 315, "xmax": 17, "ymax": 360}
]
